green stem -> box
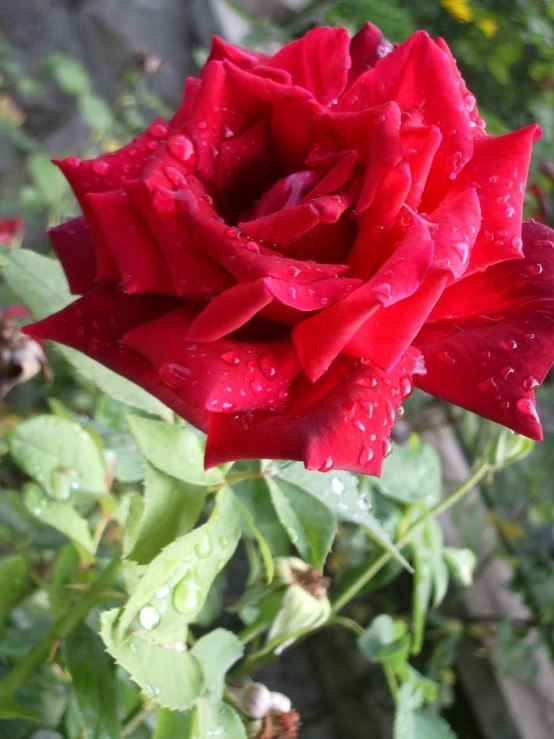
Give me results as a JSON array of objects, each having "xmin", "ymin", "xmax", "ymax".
[
  {"xmin": 383, "ymin": 662, "xmax": 399, "ymax": 699},
  {"xmin": 330, "ymin": 461, "xmax": 491, "ymax": 615},
  {"xmin": 0, "ymin": 558, "xmax": 120, "ymax": 701}
]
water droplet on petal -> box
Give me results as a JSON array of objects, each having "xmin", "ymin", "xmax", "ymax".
[
  {"xmin": 352, "ymin": 419, "xmax": 366, "ymax": 432},
  {"xmin": 360, "ymin": 401, "xmax": 374, "ymax": 417},
  {"xmin": 516, "ymin": 397, "xmax": 540, "ymax": 423},
  {"xmin": 139, "ymin": 606, "xmax": 160, "ymax": 631},
  {"xmin": 358, "ymin": 445, "xmax": 374, "ymax": 465},
  {"xmin": 382, "ymin": 438, "xmax": 392, "ymax": 458},
  {"xmin": 501, "ymin": 366, "xmax": 515, "ymax": 380},
  {"xmin": 528, "ymin": 263, "xmax": 543, "ymax": 276},
  {"xmin": 399, "ymin": 376, "xmax": 414, "ymax": 398},
  {"xmin": 319, "ymin": 457, "xmax": 334, "ymax": 472},
  {"xmin": 160, "ymin": 363, "xmax": 193, "ymax": 388},
  {"xmin": 66, "ymin": 156, "xmax": 81, "ymax": 168},
  {"xmin": 522, "ymin": 376, "xmax": 539, "ymax": 390},
  {"xmin": 250, "ymin": 380, "xmax": 264, "ymax": 395},
  {"xmin": 221, "ymin": 351, "xmax": 240, "ymax": 365},
  {"xmin": 438, "ymin": 351, "xmax": 456, "ymax": 365},
  {"xmin": 478, "ymin": 377, "xmax": 498, "ymax": 393},
  {"xmin": 260, "ymin": 356, "xmax": 277, "ymax": 379},
  {"xmin": 287, "ymin": 265, "xmax": 301, "ymax": 277},
  {"xmin": 149, "ymin": 121, "xmax": 169, "ymax": 139},
  {"xmin": 164, "ymin": 165, "xmax": 187, "ymax": 187},
  {"xmin": 168, "ymin": 134, "xmax": 196, "ymax": 165},
  {"xmin": 92, "ymin": 161, "xmax": 110, "ymax": 176},
  {"xmin": 501, "ymin": 339, "xmax": 518, "ymax": 350}
]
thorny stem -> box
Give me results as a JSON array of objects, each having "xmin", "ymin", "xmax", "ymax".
[
  {"xmin": 0, "ymin": 558, "xmax": 120, "ymax": 701},
  {"xmin": 330, "ymin": 460, "xmax": 492, "ymax": 615}
]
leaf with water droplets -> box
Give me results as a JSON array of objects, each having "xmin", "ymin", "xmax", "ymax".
[
  {"xmin": 127, "ymin": 415, "xmax": 223, "ymax": 487},
  {"xmin": 117, "ymin": 487, "xmax": 240, "ymax": 642},
  {"xmin": 100, "ymin": 608, "xmax": 205, "ymax": 712},
  {"xmin": 1, "ymin": 248, "xmax": 173, "ymax": 421},
  {"xmin": 23, "ymin": 483, "xmax": 94, "ymax": 564},
  {"xmin": 272, "ymin": 463, "xmax": 410, "ymax": 571},
  {"xmin": 377, "ymin": 441, "xmax": 441, "ymax": 506},
  {"xmin": 9, "ymin": 415, "xmax": 107, "ymax": 501},
  {"xmin": 265, "ymin": 477, "xmax": 336, "ymax": 571},
  {"xmin": 126, "ymin": 462, "xmax": 207, "ymax": 565}
]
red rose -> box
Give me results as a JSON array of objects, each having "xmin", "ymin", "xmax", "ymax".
[{"xmin": 27, "ymin": 24, "xmax": 554, "ymax": 475}]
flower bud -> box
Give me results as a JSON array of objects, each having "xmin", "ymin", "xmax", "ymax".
[
  {"xmin": 239, "ymin": 683, "xmax": 273, "ymax": 719},
  {"xmin": 270, "ymin": 691, "xmax": 292, "ymax": 715}
]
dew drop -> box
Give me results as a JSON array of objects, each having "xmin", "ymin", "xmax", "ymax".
[
  {"xmin": 92, "ymin": 161, "xmax": 110, "ymax": 176},
  {"xmin": 287, "ymin": 286, "xmax": 297, "ymax": 300},
  {"xmin": 396, "ymin": 406, "xmax": 405, "ymax": 418},
  {"xmin": 522, "ymin": 376, "xmax": 539, "ymax": 391},
  {"xmin": 478, "ymin": 377, "xmax": 497, "ymax": 393},
  {"xmin": 482, "ymin": 350, "xmax": 491, "ymax": 358},
  {"xmin": 528, "ymin": 263, "xmax": 543, "ymax": 276},
  {"xmin": 382, "ymin": 438, "xmax": 392, "ymax": 458},
  {"xmin": 287, "ymin": 265, "xmax": 301, "ymax": 277},
  {"xmin": 221, "ymin": 351, "xmax": 240, "ymax": 365},
  {"xmin": 174, "ymin": 641, "xmax": 186, "ymax": 654},
  {"xmin": 525, "ymin": 333, "xmax": 535, "ymax": 340},
  {"xmin": 164, "ymin": 165, "xmax": 187, "ymax": 187},
  {"xmin": 139, "ymin": 606, "xmax": 160, "ymax": 631},
  {"xmin": 156, "ymin": 585, "xmax": 170, "ymax": 599},
  {"xmin": 168, "ymin": 134, "xmax": 196, "ymax": 165},
  {"xmin": 385, "ymin": 400, "xmax": 396, "ymax": 424},
  {"xmin": 358, "ymin": 445, "xmax": 374, "ymax": 465},
  {"xmin": 358, "ymin": 493, "xmax": 372, "ymax": 511},
  {"xmin": 501, "ymin": 366, "xmax": 515, "ymax": 380},
  {"xmin": 360, "ymin": 401, "xmax": 374, "ymax": 418},
  {"xmin": 149, "ymin": 121, "xmax": 169, "ymax": 139},
  {"xmin": 331, "ymin": 477, "xmax": 345, "ymax": 495},
  {"xmin": 501, "ymin": 339, "xmax": 518, "ymax": 350},
  {"xmin": 516, "ymin": 397, "xmax": 540, "ymax": 423},
  {"xmin": 319, "ymin": 457, "xmax": 334, "ymax": 472},
  {"xmin": 399, "ymin": 375, "xmax": 414, "ymax": 398},
  {"xmin": 195, "ymin": 534, "xmax": 212, "ymax": 558},
  {"xmin": 173, "ymin": 577, "xmax": 200, "ymax": 614},
  {"xmin": 352, "ymin": 419, "xmax": 366, "ymax": 432},
  {"xmin": 160, "ymin": 363, "xmax": 192, "ymax": 388},
  {"xmin": 438, "ymin": 351, "xmax": 456, "ymax": 365},
  {"xmin": 66, "ymin": 156, "xmax": 81, "ymax": 168},
  {"xmin": 260, "ymin": 356, "xmax": 277, "ymax": 379},
  {"xmin": 250, "ymin": 380, "xmax": 264, "ymax": 396}
]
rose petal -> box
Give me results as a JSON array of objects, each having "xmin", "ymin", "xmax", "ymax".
[
  {"xmin": 86, "ymin": 191, "xmax": 174, "ymax": 294},
  {"xmin": 415, "ymin": 220, "xmax": 554, "ymax": 439},
  {"xmin": 205, "ymin": 349, "xmax": 419, "ymax": 474},
  {"xmin": 48, "ymin": 217, "xmax": 97, "ymax": 295},
  {"xmin": 24, "ymin": 286, "xmax": 207, "ymax": 429},
  {"xmin": 266, "ymin": 26, "xmax": 351, "ymax": 104},
  {"xmin": 294, "ymin": 216, "xmax": 434, "ymax": 381},
  {"xmin": 124, "ymin": 307, "xmax": 300, "ymax": 413},
  {"xmin": 348, "ymin": 22, "xmax": 388, "ymax": 84}
]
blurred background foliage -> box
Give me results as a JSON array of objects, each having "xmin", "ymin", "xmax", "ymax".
[{"xmin": 0, "ymin": 1, "xmax": 553, "ymax": 738}]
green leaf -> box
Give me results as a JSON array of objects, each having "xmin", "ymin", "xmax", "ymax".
[
  {"xmin": 117, "ymin": 487, "xmax": 241, "ymax": 642},
  {"xmin": 127, "ymin": 462, "xmax": 207, "ymax": 565},
  {"xmin": 44, "ymin": 53, "xmax": 90, "ymax": 95},
  {"xmin": 273, "ymin": 463, "xmax": 410, "ymax": 570},
  {"xmin": 127, "ymin": 415, "xmax": 222, "ymax": 487},
  {"xmin": 0, "ymin": 553, "xmax": 31, "ymax": 612},
  {"xmin": 23, "ymin": 483, "xmax": 94, "ymax": 563},
  {"xmin": 10, "ymin": 415, "xmax": 107, "ymax": 499},
  {"xmin": 78, "ymin": 94, "xmax": 114, "ymax": 132},
  {"xmin": 101, "ymin": 608, "xmax": 205, "ymax": 712},
  {"xmin": 378, "ymin": 442, "xmax": 442, "ymax": 506},
  {"xmin": 0, "ymin": 699, "xmax": 43, "ymax": 722},
  {"xmin": 358, "ymin": 615, "xmax": 410, "ymax": 670},
  {"xmin": 266, "ymin": 477, "xmax": 336, "ymax": 570},
  {"xmin": 63, "ymin": 624, "xmax": 119, "ymax": 739},
  {"xmin": 1, "ymin": 248, "xmax": 172, "ymax": 420},
  {"xmin": 444, "ymin": 547, "xmax": 477, "ymax": 587},
  {"xmin": 235, "ymin": 497, "xmax": 274, "ymax": 582},
  {"xmin": 232, "ymin": 476, "xmax": 289, "ymax": 556},
  {"xmin": 27, "ymin": 152, "xmax": 68, "ymax": 205},
  {"xmin": 413, "ymin": 711, "xmax": 457, "ymax": 738},
  {"xmin": 194, "ymin": 701, "xmax": 247, "ymax": 739},
  {"xmin": 153, "ymin": 707, "xmax": 195, "ymax": 738},
  {"xmin": 191, "ymin": 629, "xmax": 244, "ymax": 701}
]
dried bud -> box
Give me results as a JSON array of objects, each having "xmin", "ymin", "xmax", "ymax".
[
  {"xmin": 0, "ymin": 308, "xmax": 52, "ymax": 399},
  {"xmin": 255, "ymin": 710, "xmax": 301, "ymax": 739},
  {"xmin": 275, "ymin": 557, "xmax": 330, "ymax": 598}
]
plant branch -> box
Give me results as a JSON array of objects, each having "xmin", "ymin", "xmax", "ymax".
[{"xmin": 0, "ymin": 558, "xmax": 120, "ymax": 701}]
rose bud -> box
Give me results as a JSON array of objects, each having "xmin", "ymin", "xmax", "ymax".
[{"xmin": 25, "ymin": 24, "xmax": 554, "ymax": 475}]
